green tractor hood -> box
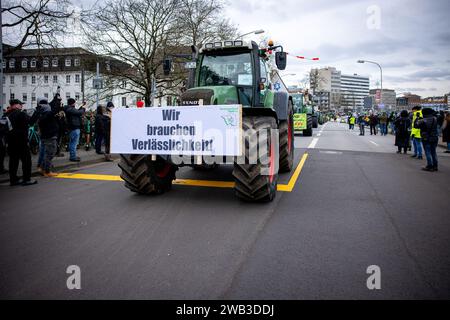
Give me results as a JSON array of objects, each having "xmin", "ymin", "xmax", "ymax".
[{"xmin": 181, "ymin": 86, "xmax": 240, "ymax": 106}]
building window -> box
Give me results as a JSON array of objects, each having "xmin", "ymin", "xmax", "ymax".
[
  {"xmin": 74, "ymin": 58, "xmax": 80, "ymax": 67},
  {"xmin": 22, "ymin": 93, "xmax": 27, "ymax": 102},
  {"xmin": 65, "ymin": 58, "xmax": 71, "ymax": 67},
  {"xmin": 22, "ymin": 59, "xmax": 28, "ymax": 68},
  {"xmin": 31, "ymin": 76, "xmax": 36, "ymax": 84},
  {"xmin": 32, "ymin": 92, "xmax": 36, "ymax": 102},
  {"xmin": 22, "ymin": 75, "xmax": 27, "ymax": 86},
  {"xmin": 30, "ymin": 59, "xmax": 37, "ymax": 68},
  {"xmin": 122, "ymin": 97, "xmax": 127, "ymax": 106},
  {"xmin": 75, "ymin": 74, "xmax": 80, "ymax": 83},
  {"xmin": 2, "ymin": 61, "xmax": 6, "ymax": 69},
  {"xmin": 66, "ymin": 75, "xmax": 71, "ymax": 84},
  {"xmin": 66, "ymin": 92, "xmax": 71, "ymax": 100},
  {"xmin": 10, "ymin": 93, "xmax": 15, "ymax": 100},
  {"xmin": 44, "ymin": 93, "xmax": 49, "ymax": 99},
  {"xmin": 106, "ymin": 61, "xmax": 111, "ymax": 71},
  {"xmin": 43, "ymin": 59, "xmax": 50, "ymax": 68},
  {"xmin": 9, "ymin": 59, "xmax": 15, "ymax": 68},
  {"xmin": 52, "ymin": 58, "xmax": 58, "ymax": 67},
  {"xmin": 44, "ymin": 75, "xmax": 49, "ymax": 84},
  {"xmin": 53, "ymin": 75, "xmax": 58, "ymax": 84},
  {"xmin": 75, "ymin": 93, "xmax": 80, "ymax": 101},
  {"xmin": 2, "ymin": 76, "xmax": 5, "ymax": 85},
  {"xmin": 10, "ymin": 76, "xmax": 14, "ymax": 85}
]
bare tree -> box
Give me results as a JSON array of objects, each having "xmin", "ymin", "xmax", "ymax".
[
  {"xmin": 1, "ymin": 0, "xmax": 74, "ymax": 54},
  {"xmin": 309, "ymin": 69, "xmax": 326, "ymax": 95},
  {"xmin": 81, "ymin": 0, "xmax": 182, "ymax": 106},
  {"xmin": 177, "ymin": 0, "xmax": 237, "ymax": 47}
]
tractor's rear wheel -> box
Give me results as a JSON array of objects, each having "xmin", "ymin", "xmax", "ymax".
[
  {"xmin": 279, "ymin": 101, "xmax": 294, "ymax": 173},
  {"xmin": 312, "ymin": 115, "xmax": 318, "ymax": 128},
  {"xmin": 119, "ymin": 155, "xmax": 177, "ymax": 194},
  {"xmin": 303, "ymin": 115, "xmax": 313, "ymax": 136},
  {"xmin": 233, "ymin": 116, "xmax": 278, "ymax": 202}
]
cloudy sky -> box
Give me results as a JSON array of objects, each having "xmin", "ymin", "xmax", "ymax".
[{"xmin": 71, "ymin": 0, "xmax": 450, "ymax": 97}]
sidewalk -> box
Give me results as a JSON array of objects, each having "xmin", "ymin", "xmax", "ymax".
[{"xmin": 0, "ymin": 148, "xmax": 118, "ymax": 183}]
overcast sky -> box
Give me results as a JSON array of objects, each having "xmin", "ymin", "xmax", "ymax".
[{"xmin": 71, "ymin": 0, "xmax": 450, "ymax": 97}]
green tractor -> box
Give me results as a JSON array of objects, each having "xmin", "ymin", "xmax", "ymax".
[
  {"xmin": 291, "ymin": 90, "xmax": 316, "ymax": 136},
  {"xmin": 118, "ymin": 40, "xmax": 295, "ymax": 202}
]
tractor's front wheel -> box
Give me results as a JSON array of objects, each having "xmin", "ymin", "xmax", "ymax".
[
  {"xmin": 119, "ymin": 155, "xmax": 177, "ymax": 194},
  {"xmin": 233, "ymin": 116, "xmax": 278, "ymax": 202}
]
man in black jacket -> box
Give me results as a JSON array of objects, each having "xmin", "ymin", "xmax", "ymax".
[
  {"xmin": 36, "ymin": 98, "xmax": 59, "ymax": 177},
  {"xmin": 64, "ymin": 98, "xmax": 85, "ymax": 162},
  {"xmin": 415, "ymin": 108, "xmax": 439, "ymax": 172},
  {"xmin": 49, "ymin": 93, "xmax": 66, "ymax": 157},
  {"xmin": 4, "ymin": 99, "xmax": 38, "ymax": 186}
]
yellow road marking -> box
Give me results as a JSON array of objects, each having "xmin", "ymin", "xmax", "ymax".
[{"xmin": 54, "ymin": 153, "xmax": 309, "ymax": 192}]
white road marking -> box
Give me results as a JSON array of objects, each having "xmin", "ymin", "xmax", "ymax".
[
  {"xmin": 370, "ymin": 141, "xmax": 379, "ymax": 146},
  {"xmin": 308, "ymin": 138, "xmax": 319, "ymax": 149},
  {"xmin": 317, "ymin": 133, "xmax": 322, "ymax": 137}
]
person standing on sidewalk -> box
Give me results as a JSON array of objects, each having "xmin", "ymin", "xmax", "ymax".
[
  {"xmin": 394, "ymin": 110, "xmax": 411, "ymax": 154},
  {"xmin": 410, "ymin": 106, "xmax": 423, "ymax": 160},
  {"xmin": 64, "ymin": 98, "xmax": 85, "ymax": 162},
  {"xmin": 4, "ymin": 99, "xmax": 38, "ymax": 186},
  {"xmin": 94, "ymin": 105, "xmax": 105, "ymax": 154},
  {"xmin": 379, "ymin": 112, "xmax": 388, "ymax": 136},
  {"xmin": 49, "ymin": 94, "xmax": 66, "ymax": 157},
  {"xmin": 415, "ymin": 108, "xmax": 439, "ymax": 172},
  {"xmin": 0, "ymin": 106, "xmax": 11, "ymax": 174},
  {"xmin": 369, "ymin": 113, "xmax": 379, "ymax": 135},
  {"xmin": 103, "ymin": 102, "xmax": 114, "ymax": 162},
  {"xmin": 35, "ymin": 98, "xmax": 59, "ymax": 177},
  {"xmin": 441, "ymin": 112, "xmax": 450, "ymax": 153}
]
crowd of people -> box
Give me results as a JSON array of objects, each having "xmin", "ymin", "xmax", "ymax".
[
  {"xmin": 0, "ymin": 94, "xmax": 114, "ymax": 186},
  {"xmin": 347, "ymin": 108, "xmax": 450, "ymax": 172}
]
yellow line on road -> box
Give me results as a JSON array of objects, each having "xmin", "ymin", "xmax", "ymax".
[{"xmin": 54, "ymin": 153, "xmax": 309, "ymax": 192}]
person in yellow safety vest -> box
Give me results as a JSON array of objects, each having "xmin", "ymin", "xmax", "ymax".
[
  {"xmin": 349, "ymin": 115, "xmax": 356, "ymax": 130},
  {"xmin": 410, "ymin": 106, "xmax": 423, "ymax": 159}
]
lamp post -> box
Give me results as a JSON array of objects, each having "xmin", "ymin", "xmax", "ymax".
[
  {"xmin": 358, "ymin": 60, "xmax": 383, "ymax": 110},
  {"xmin": 236, "ymin": 29, "xmax": 265, "ymax": 40}
]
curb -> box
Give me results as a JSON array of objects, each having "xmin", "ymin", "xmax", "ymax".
[{"xmin": 0, "ymin": 155, "xmax": 118, "ymax": 184}]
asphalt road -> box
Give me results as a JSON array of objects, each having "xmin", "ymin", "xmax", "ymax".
[{"xmin": 1, "ymin": 121, "xmax": 449, "ymax": 299}]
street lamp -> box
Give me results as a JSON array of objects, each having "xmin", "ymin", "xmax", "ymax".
[
  {"xmin": 236, "ymin": 29, "xmax": 265, "ymax": 40},
  {"xmin": 358, "ymin": 59, "xmax": 383, "ymax": 109}
]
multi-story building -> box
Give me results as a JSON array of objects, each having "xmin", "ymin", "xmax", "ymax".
[
  {"xmin": 396, "ymin": 93, "xmax": 421, "ymax": 110},
  {"xmin": 2, "ymin": 46, "xmax": 139, "ymax": 110},
  {"xmin": 420, "ymin": 96, "xmax": 448, "ymax": 111},
  {"xmin": 339, "ymin": 73, "xmax": 370, "ymax": 111},
  {"xmin": 369, "ymin": 89, "xmax": 397, "ymax": 111},
  {"xmin": 310, "ymin": 67, "xmax": 341, "ymax": 110}
]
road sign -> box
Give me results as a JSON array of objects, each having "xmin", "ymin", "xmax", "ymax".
[
  {"xmin": 93, "ymin": 78, "xmax": 103, "ymax": 89},
  {"xmin": 185, "ymin": 62, "xmax": 197, "ymax": 69}
]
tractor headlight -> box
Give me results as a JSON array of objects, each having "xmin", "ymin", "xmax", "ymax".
[
  {"xmin": 224, "ymin": 41, "xmax": 233, "ymax": 47},
  {"xmin": 234, "ymin": 40, "xmax": 243, "ymax": 46},
  {"xmin": 204, "ymin": 43, "xmax": 214, "ymax": 49},
  {"xmin": 214, "ymin": 42, "xmax": 222, "ymax": 48}
]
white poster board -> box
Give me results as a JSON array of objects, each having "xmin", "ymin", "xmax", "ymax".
[{"xmin": 111, "ymin": 105, "xmax": 242, "ymax": 156}]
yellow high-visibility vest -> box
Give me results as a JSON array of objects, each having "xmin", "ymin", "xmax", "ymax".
[{"xmin": 411, "ymin": 110, "xmax": 422, "ymax": 138}]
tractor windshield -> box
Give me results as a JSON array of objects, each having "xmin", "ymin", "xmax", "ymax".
[{"xmin": 199, "ymin": 52, "xmax": 253, "ymax": 87}]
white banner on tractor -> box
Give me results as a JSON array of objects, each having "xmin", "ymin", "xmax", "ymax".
[{"xmin": 111, "ymin": 105, "xmax": 242, "ymax": 156}]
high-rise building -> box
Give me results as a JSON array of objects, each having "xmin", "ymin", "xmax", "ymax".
[
  {"xmin": 369, "ymin": 89, "xmax": 397, "ymax": 110},
  {"xmin": 310, "ymin": 68, "xmax": 369, "ymax": 111},
  {"xmin": 339, "ymin": 74, "xmax": 370, "ymax": 111}
]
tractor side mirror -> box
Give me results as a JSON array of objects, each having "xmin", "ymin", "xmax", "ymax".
[
  {"xmin": 163, "ymin": 58, "xmax": 172, "ymax": 76},
  {"xmin": 275, "ymin": 52, "xmax": 287, "ymax": 70}
]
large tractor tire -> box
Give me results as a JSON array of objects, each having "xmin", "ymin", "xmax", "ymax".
[
  {"xmin": 119, "ymin": 155, "xmax": 177, "ymax": 195},
  {"xmin": 303, "ymin": 115, "xmax": 313, "ymax": 136},
  {"xmin": 278, "ymin": 101, "xmax": 294, "ymax": 173},
  {"xmin": 233, "ymin": 116, "xmax": 278, "ymax": 202},
  {"xmin": 312, "ymin": 115, "xmax": 318, "ymax": 128}
]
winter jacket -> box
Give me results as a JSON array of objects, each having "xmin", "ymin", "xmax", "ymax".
[
  {"xmin": 394, "ymin": 116, "xmax": 411, "ymax": 147},
  {"xmin": 37, "ymin": 104, "xmax": 59, "ymax": 139},
  {"xmin": 415, "ymin": 114, "xmax": 438, "ymax": 143},
  {"xmin": 64, "ymin": 105, "xmax": 85, "ymax": 130},
  {"xmin": 5, "ymin": 109, "xmax": 35, "ymax": 146},
  {"xmin": 442, "ymin": 119, "xmax": 450, "ymax": 143},
  {"xmin": 411, "ymin": 110, "xmax": 422, "ymax": 139}
]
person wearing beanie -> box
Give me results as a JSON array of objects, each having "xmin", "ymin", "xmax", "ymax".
[
  {"xmin": 415, "ymin": 108, "xmax": 439, "ymax": 172},
  {"xmin": 394, "ymin": 110, "xmax": 411, "ymax": 154},
  {"xmin": 35, "ymin": 98, "xmax": 59, "ymax": 177},
  {"xmin": 103, "ymin": 102, "xmax": 114, "ymax": 161},
  {"xmin": 64, "ymin": 98, "xmax": 85, "ymax": 162},
  {"xmin": 410, "ymin": 106, "xmax": 423, "ymax": 159}
]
